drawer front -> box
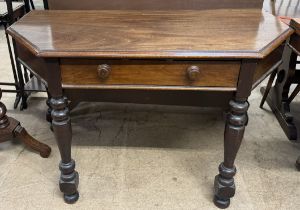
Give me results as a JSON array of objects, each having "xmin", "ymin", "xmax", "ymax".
[{"xmin": 60, "ymin": 59, "xmax": 240, "ymax": 88}]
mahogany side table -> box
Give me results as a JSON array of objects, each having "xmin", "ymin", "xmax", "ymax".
[{"xmin": 6, "ymin": 9, "xmax": 293, "ymax": 208}]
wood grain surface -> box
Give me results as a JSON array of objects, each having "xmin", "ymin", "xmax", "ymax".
[
  {"xmin": 47, "ymin": 0, "xmax": 264, "ymax": 10},
  {"xmin": 60, "ymin": 59, "xmax": 240, "ymax": 88},
  {"xmin": 7, "ymin": 9, "xmax": 293, "ymax": 59}
]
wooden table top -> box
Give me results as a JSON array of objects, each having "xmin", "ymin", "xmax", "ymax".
[
  {"xmin": 0, "ymin": 2, "xmax": 24, "ymax": 18},
  {"xmin": 7, "ymin": 9, "xmax": 293, "ymax": 59},
  {"xmin": 47, "ymin": 0, "xmax": 264, "ymax": 10}
]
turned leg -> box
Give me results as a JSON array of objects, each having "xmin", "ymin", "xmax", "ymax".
[
  {"xmin": 214, "ymin": 99, "xmax": 249, "ymax": 208},
  {"xmin": 50, "ymin": 96, "xmax": 79, "ymax": 203},
  {"xmin": 46, "ymin": 91, "xmax": 53, "ymax": 132}
]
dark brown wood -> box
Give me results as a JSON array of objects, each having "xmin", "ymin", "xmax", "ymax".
[
  {"xmin": 0, "ymin": 88, "xmax": 51, "ymax": 157},
  {"xmin": 260, "ymin": 43, "xmax": 298, "ymax": 140},
  {"xmin": 296, "ymin": 156, "xmax": 300, "ymax": 171},
  {"xmin": 0, "ymin": 92, "xmax": 10, "ymax": 130},
  {"xmin": 15, "ymin": 44, "xmax": 48, "ymax": 82},
  {"xmin": 45, "ymin": 59, "xmax": 79, "ymax": 204},
  {"xmin": 60, "ymin": 59, "xmax": 240, "ymax": 88},
  {"xmin": 290, "ymin": 30, "xmax": 300, "ymax": 53},
  {"xmin": 47, "ymin": 0, "xmax": 264, "ymax": 10},
  {"xmin": 6, "ymin": 10, "xmax": 293, "ymax": 59},
  {"xmin": 214, "ymin": 60, "xmax": 256, "ymax": 208},
  {"xmin": 14, "ymin": 126, "xmax": 51, "ymax": 158},
  {"xmin": 236, "ymin": 61, "xmax": 258, "ymax": 101},
  {"xmin": 7, "ymin": 9, "xmax": 293, "ymax": 208},
  {"xmin": 64, "ymin": 88, "xmax": 234, "ymax": 108},
  {"xmin": 46, "ymin": 91, "xmax": 52, "ymax": 123},
  {"xmin": 252, "ymin": 44, "xmax": 284, "ymax": 88},
  {"xmin": 291, "ymin": 18, "xmax": 300, "ymax": 34},
  {"xmin": 260, "ymin": 70, "xmax": 277, "ymax": 108}
]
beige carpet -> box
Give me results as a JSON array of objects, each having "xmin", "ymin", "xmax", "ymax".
[{"xmin": 0, "ymin": 12, "xmax": 300, "ymax": 210}]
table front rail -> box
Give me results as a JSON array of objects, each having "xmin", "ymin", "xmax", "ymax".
[{"xmin": 60, "ymin": 59, "xmax": 240, "ymax": 90}]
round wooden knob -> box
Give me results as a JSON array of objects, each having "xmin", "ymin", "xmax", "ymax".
[
  {"xmin": 186, "ymin": 66, "xmax": 200, "ymax": 81},
  {"xmin": 97, "ymin": 64, "xmax": 111, "ymax": 80}
]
